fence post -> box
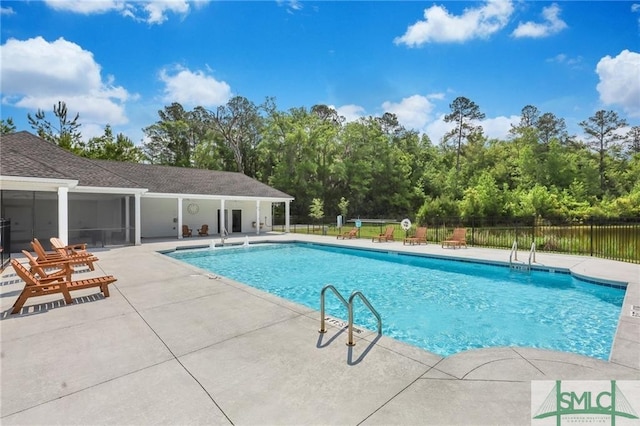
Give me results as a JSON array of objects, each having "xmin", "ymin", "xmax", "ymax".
[
  {"xmin": 471, "ymin": 217, "xmax": 475, "ymax": 247},
  {"xmin": 590, "ymin": 218, "xmax": 594, "ymax": 257}
]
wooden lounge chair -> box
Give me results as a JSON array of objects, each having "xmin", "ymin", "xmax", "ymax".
[
  {"xmin": 442, "ymin": 228, "xmax": 467, "ymax": 249},
  {"xmin": 22, "ymin": 250, "xmax": 73, "ymax": 281},
  {"xmin": 404, "ymin": 227, "xmax": 427, "ymax": 245},
  {"xmin": 372, "ymin": 225, "xmax": 395, "ymax": 242},
  {"xmin": 31, "ymin": 238, "xmax": 65, "ymax": 262},
  {"xmin": 10, "ymin": 259, "xmax": 116, "ymax": 314},
  {"xmin": 182, "ymin": 225, "xmax": 192, "ymax": 237},
  {"xmin": 32, "ymin": 238, "xmax": 97, "ymax": 271},
  {"xmin": 50, "ymin": 237, "xmax": 90, "ymax": 256},
  {"xmin": 337, "ymin": 228, "xmax": 358, "ymax": 239},
  {"xmin": 198, "ymin": 224, "xmax": 209, "ymax": 236}
]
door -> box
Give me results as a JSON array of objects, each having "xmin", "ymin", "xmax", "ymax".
[{"xmin": 232, "ymin": 209, "xmax": 242, "ymax": 233}]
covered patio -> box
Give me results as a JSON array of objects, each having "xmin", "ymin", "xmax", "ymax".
[{"xmin": 0, "ymin": 132, "xmax": 293, "ymax": 252}]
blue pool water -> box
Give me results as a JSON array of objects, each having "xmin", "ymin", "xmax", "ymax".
[{"xmin": 166, "ymin": 243, "xmax": 625, "ymax": 360}]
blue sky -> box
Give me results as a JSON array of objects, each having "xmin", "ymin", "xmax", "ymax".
[{"xmin": 1, "ymin": 1, "xmax": 639, "ymax": 145}]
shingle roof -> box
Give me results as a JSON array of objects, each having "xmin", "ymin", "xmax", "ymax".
[
  {"xmin": 1, "ymin": 131, "xmax": 293, "ymax": 200},
  {"xmin": 95, "ymin": 160, "xmax": 292, "ymax": 199}
]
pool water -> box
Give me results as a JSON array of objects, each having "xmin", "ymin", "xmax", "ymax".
[{"xmin": 166, "ymin": 243, "xmax": 625, "ymax": 360}]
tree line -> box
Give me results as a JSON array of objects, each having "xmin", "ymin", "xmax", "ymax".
[{"xmin": 2, "ymin": 97, "xmax": 639, "ymax": 222}]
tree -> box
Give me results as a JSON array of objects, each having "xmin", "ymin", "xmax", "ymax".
[
  {"xmin": 1, "ymin": 117, "xmax": 16, "ymax": 135},
  {"xmin": 443, "ymin": 96, "xmax": 485, "ymax": 174},
  {"xmin": 537, "ymin": 112, "xmax": 568, "ymax": 147},
  {"xmin": 83, "ymin": 125, "xmax": 144, "ymax": 162},
  {"xmin": 259, "ymin": 106, "xmax": 331, "ymax": 216},
  {"xmin": 309, "ymin": 198, "xmax": 324, "ymax": 232},
  {"xmin": 512, "ymin": 105, "xmax": 540, "ymax": 131},
  {"xmin": 208, "ymin": 96, "xmax": 263, "ymax": 175},
  {"xmin": 142, "ymin": 103, "xmax": 196, "ymax": 167},
  {"xmin": 508, "ymin": 106, "xmax": 540, "ymax": 159},
  {"xmin": 27, "ymin": 101, "xmax": 82, "ymax": 152},
  {"xmin": 459, "ymin": 171, "xmax": 504, "ymax": 218},
  {"xmin": 579, "ymin": 110, "xmax": 628, "ymax": 195},
  {"xmin": 311, "ymin": 104, "xmax": 344, "ymax": 126},
  {"xmin": 626, "ymin": 126, "xmax": 640, "ymax": 155},
  {"xmin": 338, "ymin": 197, "xmax": 349, "ymax": 219}
]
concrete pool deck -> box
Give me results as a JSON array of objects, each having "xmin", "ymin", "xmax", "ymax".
[{"xmin": 1, "ymin": 233, "xmax": 638, "ymax": 425}]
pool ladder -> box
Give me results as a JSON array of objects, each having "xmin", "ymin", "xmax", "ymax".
[
  {"xmin": 319, "ymin": 285, "xmax": 382, "ymax": 346},
  {"xmin": 509, "ymin": 241, "xmax": 536, "ymax": 272}
]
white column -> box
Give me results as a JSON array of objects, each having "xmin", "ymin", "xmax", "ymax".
[
  {"xmin": 285, "ymin": 200, "xmax": 290, "ymax": 233},
  {"xmin": 177, "ymin": 197, "xmax": 183, "ymax": 239},
  {"xmin": 256, "ymin": 200, "xmax": 261, "ymax": 235},
  {"xmin": 57, "ymin": 187, "xmax": 69, "ymax": 245},
  {"xmin": 134, "ymin": 193, "xmax": 141, "ymax": 245},
  {"xmin": 125, "ymin": 196, "xmax": 131, "ymax": 242},
  {"xmin": 219, "ymin": 199, "xmax": 226, "ymax": 236}
]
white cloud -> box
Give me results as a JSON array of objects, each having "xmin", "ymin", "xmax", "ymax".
[
  {"xmin": 276, "ymin": 0, "xmax": 302, "ymax": 13},
  {"xmin": 43, "ymin": 0, "xmax": 208, "ymax": 24},
  {"xmin": 368, "ymin": 93, "xmax": 515, "ymax": 143},
  {"xmin": 512, "ymin": 3, "xmax": 567, "ymax": 38},
  {"xmin": 334, "ymin": 104, "xmax": 365, "ymax": 123},
  {"xmin": 480, "ymin": 115, "xmax": 519, "ymax": 140},
  {"xmin": 596, "ymin": 49, "xmax": 640, "ymax": 117},
  {"xmin": 381, "ymin": 95, "xmax": 436, "ymax": 130},
  {"xmin": 159, "ymin": 66, "xmax": 231, "ymax": 107},
  {"xmin": 0, "ymin": 36, "xmax": 131, "ymax": 127},
  {"xmin": 44, "ymin": 0, "xmax": 127, "ymax": 14},
  {"xmin": 425, "ymin": 114, "xmax": 453, "ymax": 143},
  {"xmin": 424, "ymin": 114, "xmax": 517, "ymax": 143},
  {"xmin": 1, "ymin": 6, "xmax": 15, "ymax": 15},
  {"xmin": 546, "ymin": 53, "xmax": 583, "ymax": 70},
  {"xmin": 143, "ymin": 0, "xmax": 190, "ymax": 24},
  {"xmin": 394, "ymin": 0, "xmax": 514, "ymax": 46}
]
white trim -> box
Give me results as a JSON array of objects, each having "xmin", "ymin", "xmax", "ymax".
[
  {"xmin": 58, "ymin": 187, "xmax": 69, "ymax": 245},
  {"xmin": 72, "ymin": 186, "xmax": 147, "ymax": 195},
  {"xmin": 0, "ymin": 175, "xmax": 78, "ymax": 191},
  {"xmin": 140, "ymin": 191, "xmax": 293, "ymax": 202},
  {"xmin": 134, "ymin": 193, "xmax": 141, "ymax": 245},
  {"xmin": 285, "ymin": 200, "xmax": 291, "ymax": 233},
  {"xmin": 177, "ymin": 197, "xmax": 183, "ymax": 239},
  {"xmin": 256, "ymin": 200, "xmax": 261, "ymax": 235}
]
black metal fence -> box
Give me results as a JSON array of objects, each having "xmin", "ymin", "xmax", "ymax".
[
  {"xmin": 0, "ymin": 218, "xmax": 10, "ymax": 271},
  {"xmin": 430, "ymin": 216, "xmax": 639, "ymax": 264},
  {"xmin": 276, "ymin": 216, "xmax": 640, "ymax": 264}
]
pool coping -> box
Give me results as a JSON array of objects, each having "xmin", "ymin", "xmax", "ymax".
[{"xmin": 1, "ymin": 233, "xmax": 638, "ymax": 425}]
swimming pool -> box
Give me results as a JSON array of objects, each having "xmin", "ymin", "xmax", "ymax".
[{"xmin": 166, "ymin": 243, "xmax": 625, "ymax": 360}]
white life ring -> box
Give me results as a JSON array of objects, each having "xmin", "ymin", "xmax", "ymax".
[{"xmin": 401, "ymin": 218, "xmax": 412, "ymax": 231}]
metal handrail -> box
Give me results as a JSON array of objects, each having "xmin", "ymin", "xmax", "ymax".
[
  {"xmin": 319, "ymin": 285, "xmax": 349, "ymax": 334},
  {"xmin": 319, "ymin": 285, "xmax": 382, "ymax": 347},
  {"xmin": 528, "ymin": 242, "xmax": 536, "ymax": 267},
  {"xmin": 509, "ymin": 241, "xmax": 518, "ymax": 267},
  {"xmin": 347, "ymin": 291, "xmax": 382, "ymax": 347}
]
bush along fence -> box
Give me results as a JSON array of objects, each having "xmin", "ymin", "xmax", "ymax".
[{"xmin": 274, "ymin": 216, "xmax": 639, "ymax": 264}]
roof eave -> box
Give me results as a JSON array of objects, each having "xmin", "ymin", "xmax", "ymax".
[
  {"xmin": 0, "ymin": 175, "xmax": 79, "ymax": 191},
  {"xmin": 141, "ymin": 192, "xmax": 294, "ymax": 201},
  {"xmin": 73, "ymin": 186, "xmax": 148, "ymax": 195}
]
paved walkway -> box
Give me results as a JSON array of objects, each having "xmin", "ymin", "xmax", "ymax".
[{"xmin": 1, "ymin": 233, "xmax": 638, "ymax": 425}]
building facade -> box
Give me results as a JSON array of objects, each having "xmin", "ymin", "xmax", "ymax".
[{"xmin": 0, "ymin": 132, "xmax": 293, "ymax": 252}]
